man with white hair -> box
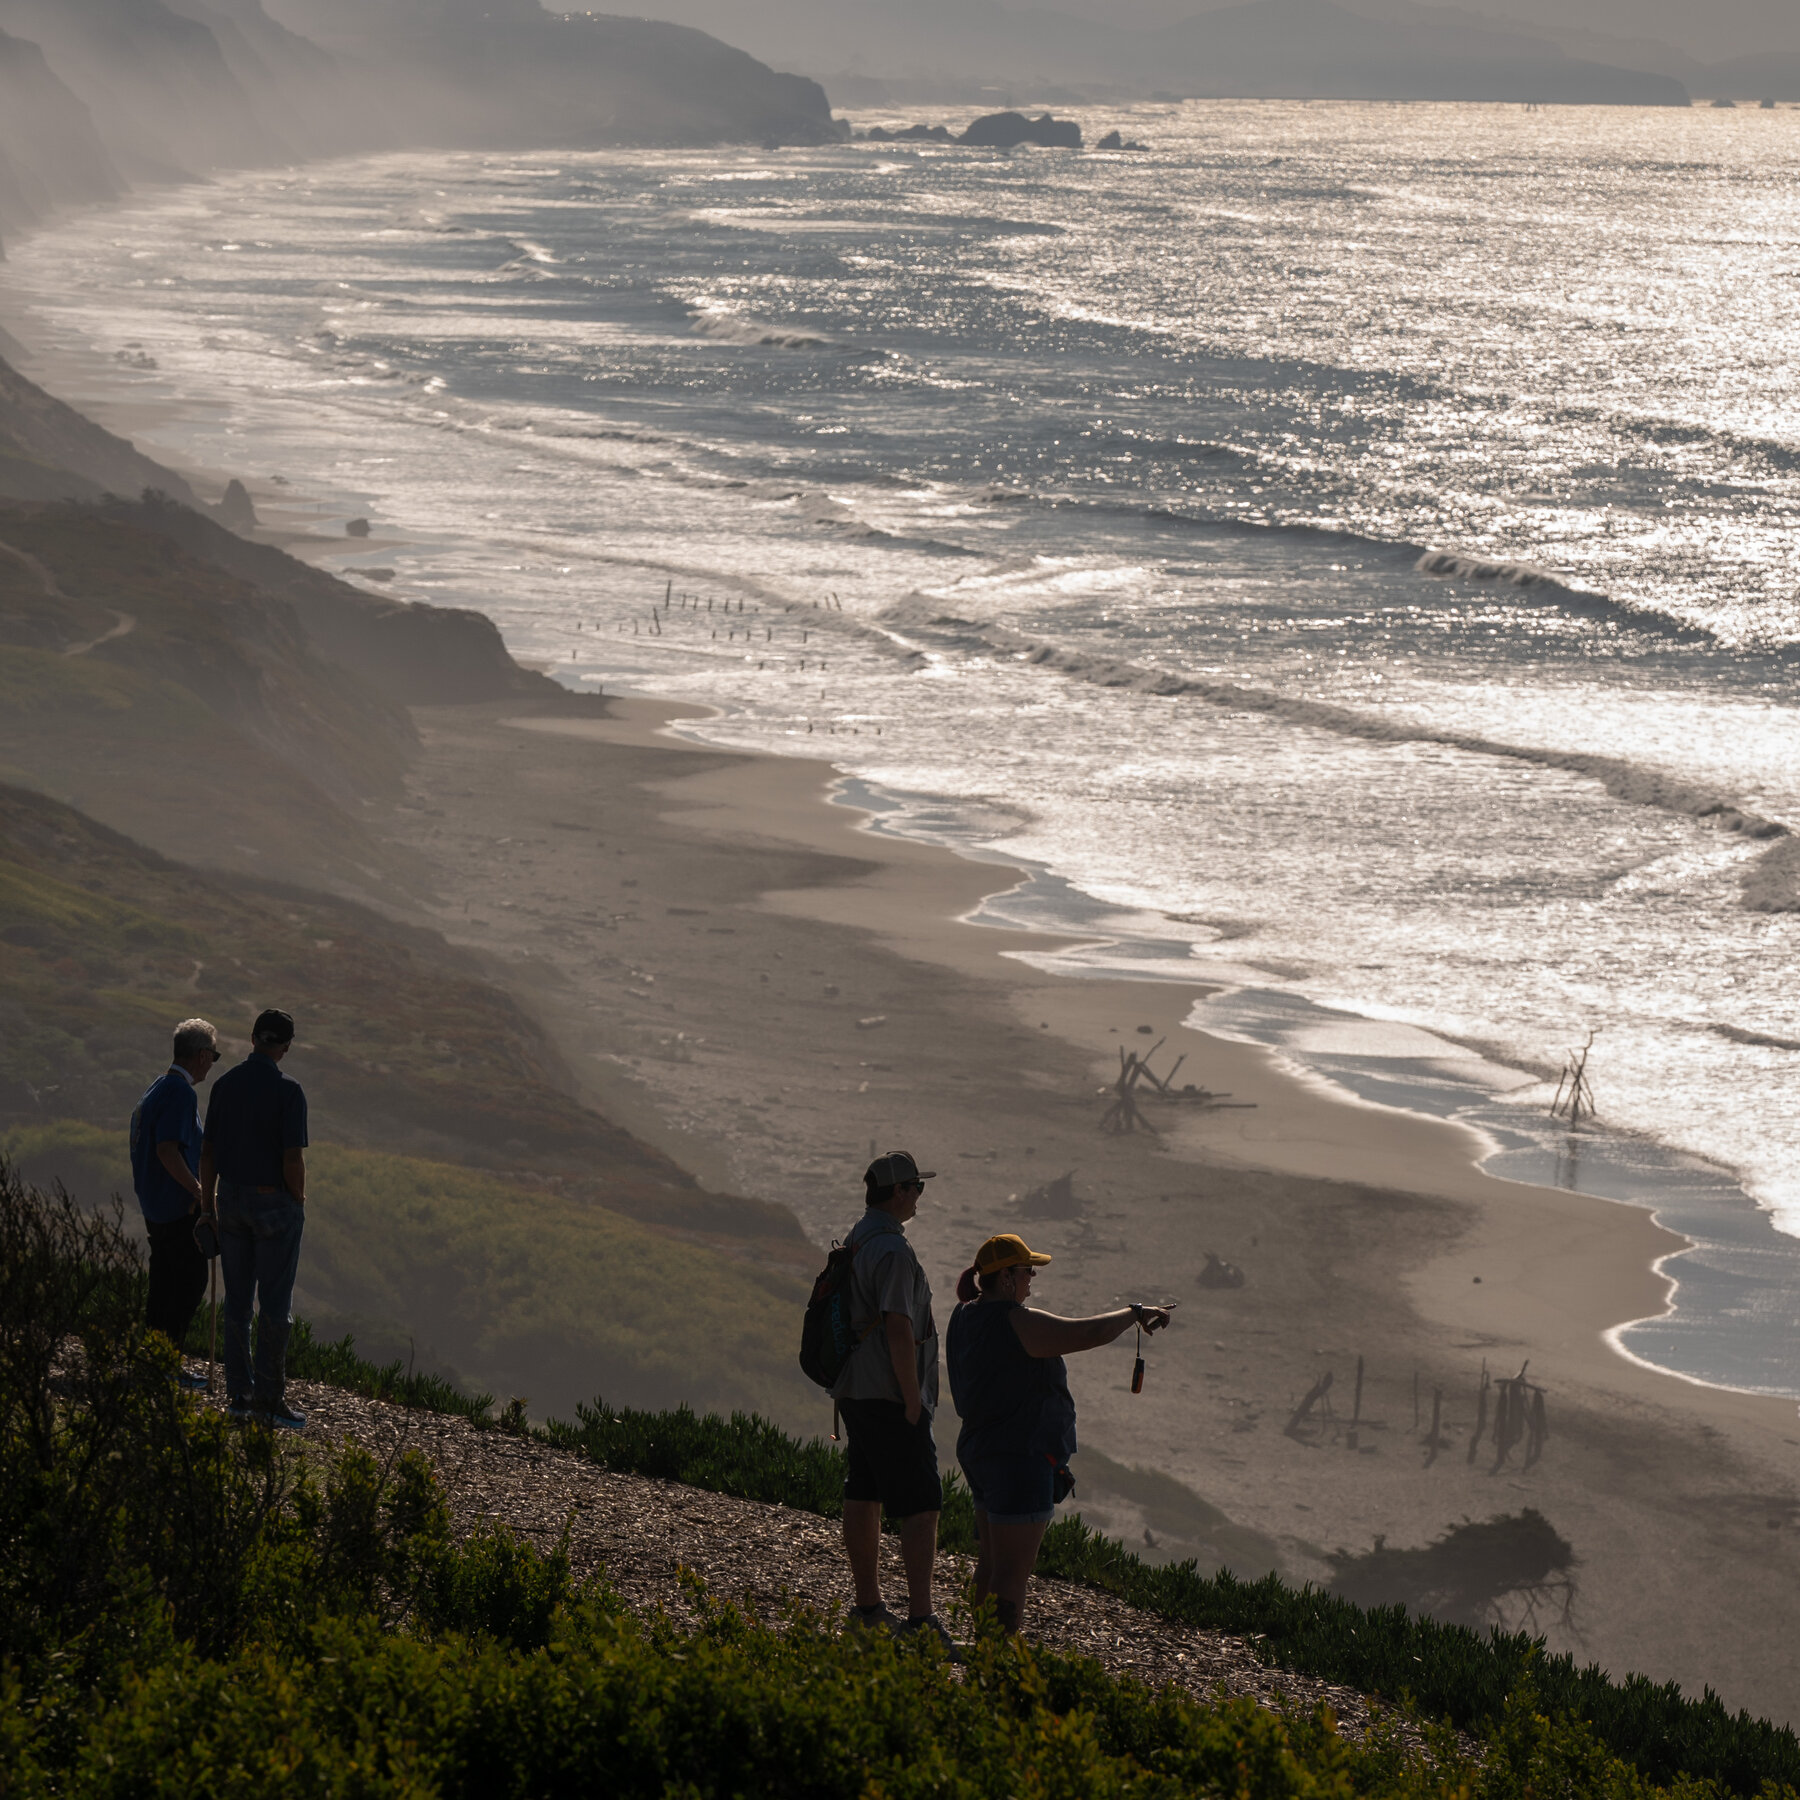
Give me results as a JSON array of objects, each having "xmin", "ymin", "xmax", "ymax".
[{"xmin": 129, "ymin": 1017, "xmax": 222, "ymax": 1384}]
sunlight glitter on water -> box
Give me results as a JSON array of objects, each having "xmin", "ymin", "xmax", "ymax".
[{"xmin": 7, "ymin": 103, "xmax": 1800, "ymax": 1388}]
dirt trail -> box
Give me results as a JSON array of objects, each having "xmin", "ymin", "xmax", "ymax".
[
  {"xmin": 61, "ymin": 610, "xmax": 136, "ymax": 656},
  {"xmin": 284, "ymin": 1377, "xmax": 1395, "ymax": 1738},
  {"xmin": 0, "ymin": 534, "xmax": 136, "ymax": 654}
]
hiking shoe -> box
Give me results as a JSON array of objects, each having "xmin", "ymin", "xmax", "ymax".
[
  {"xmin": 898, "ymin": 1613, "xmax": 965, "ymax": 1663},
  {"xmin": 175, "ymin": 1368, "xmax": 209, "ymax": 1392},
  {"xmin": 846, "ymin": 1602, "xmax": 901, "ymax": 1636},
  {"xmin": 226, "ymin": 1396, "xmax": 255, "ymax": 1421},
  {"xmin": 254, "ymin": 1399, "xmax": 307, "ymax": 1432}
]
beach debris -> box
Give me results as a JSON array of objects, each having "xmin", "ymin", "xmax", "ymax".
[
  {"xmin": 1098, "ymin": 1040, "xmax": 1254, "ymax": 1131},
  {"xmin": 1550, "ymin": 1029, "xmax": 1597, "ymax": 1126},
  {"xmin": 1017, "ymin": 1170, "xmax": 1081, "ymax": 1220},
  {"xmin": 1285, "ymin": 1369, "xmax": 1334, "ymax": 1441},
  {"xmin": 1470, "ymin": 1360, "xmax": 1549, "ymax": 1472},
  {"xmin": 1468, "ymin": 1368, "xmax": 1490, "ymax": 1465},
  {"xmin": 1099, "ymin": 1044, "xmax": 1160, "ymax": 1134},
  {"xmin": 855, "ymin": 1015, "xmax": 887, "ymax": 1030},
  {"xmin": 1194, "ymin": 1251, "xmax": 1245, "ymax": 1290},
  {"xmin": 1422, "ymin": 1387, "xmax": 1446, "ymax": 1467}
]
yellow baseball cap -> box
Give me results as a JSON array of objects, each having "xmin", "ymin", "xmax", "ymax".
[{"xmin": 974, "ymin": 1232, "xmax": 1053, "ymax": 1276}]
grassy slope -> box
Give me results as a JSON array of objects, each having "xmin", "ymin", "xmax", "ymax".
[
  {"xmin": 0, "ymin": 782, "xmax": 819, "ymax": 1426},
  {"xmin": 0, "ymin": 497, "xmax": 421, "ymax": 892},
  {"xmin": 0, "ymin": 354, "xmax": 191, "ymax": 504}
]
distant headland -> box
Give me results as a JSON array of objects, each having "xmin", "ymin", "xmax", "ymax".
[{"xmin": 0, "ymin": 0, "xmax": 847, "ymax": 251}]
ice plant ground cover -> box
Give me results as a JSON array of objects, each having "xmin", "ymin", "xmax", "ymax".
[{"xmin": 2, "ymin": 1168, "xmax": 1797, "ymax": 1797}]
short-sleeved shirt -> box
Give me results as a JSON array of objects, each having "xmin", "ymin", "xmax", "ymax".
[
  {"xmin": 947, "ymin": 1298, "xmax": 1077, "ymax": 1466},
  {"xmin": 130, "ymin": 1068, "xmax": 201, "ymax": 1224},
  {"xmin": 203, "ymin": 1051, "xmax": 308, "ymax": 1188},
  {"xmin": 830, "ymin": 1208, "xmax": 939, "ymax": 1415}
]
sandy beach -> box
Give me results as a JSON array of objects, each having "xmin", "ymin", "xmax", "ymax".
[
  {"xmin": 6, "ymin": 308, "xmax": 1797, "ymax": 1718},
  {"xmin": 369, "ymin": 687, "xmax": 1800, "ymax": 1723}
]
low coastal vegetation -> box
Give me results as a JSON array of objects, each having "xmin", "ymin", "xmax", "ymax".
[
  {"xmin": 2, "ymin": 1166, "xmax": 1784, "ymax": 1800},
  {"xmin": 5, "ymin": 1169, "xmax": 1792, "ymax": 1798}
]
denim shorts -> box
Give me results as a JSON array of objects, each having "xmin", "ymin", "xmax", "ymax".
[{"xmin": 960, "ymin": 1450, "xmax": 1056, "ymax": 1526}]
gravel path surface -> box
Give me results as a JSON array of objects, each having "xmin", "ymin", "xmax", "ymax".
[{"xmin": 287, "ymin": 1379, "xmax": 1391, "ymax": 1738}]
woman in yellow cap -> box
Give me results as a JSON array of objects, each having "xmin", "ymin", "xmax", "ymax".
[{"xmin": 947, "ymin": 1233, "xmax": 1169, "ymax": 1633}]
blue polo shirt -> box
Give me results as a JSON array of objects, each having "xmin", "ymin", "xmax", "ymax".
[
  {"xmin": 130, "ymin": 1068, "xmax": 202, "ymax": 1225},
  {"xmin": 203, "ymin": 1051, "xmax": 308, "ymax": 1189}
]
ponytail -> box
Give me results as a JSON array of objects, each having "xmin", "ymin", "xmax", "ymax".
[{"xmin": 955, "ymin": 1264, "xmax": 980, "ymax": 1304}]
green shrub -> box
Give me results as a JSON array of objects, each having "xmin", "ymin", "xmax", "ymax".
[
  {"xmin": 10, "ymin": 1582, "xmax": 1731, "ymax": 1800},
  {"xmin": 5, "ymin": 1161, "xmax": 1795, "ymax": 1798}
]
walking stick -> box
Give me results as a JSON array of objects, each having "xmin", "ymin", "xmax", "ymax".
[
  {"xmin": 194, "ymin": 1208, "xmax": 221, "ymax": 1395},
  {"xmin": 206, "ymin": 1255, "xmax": 219, "ymax": 1394}
]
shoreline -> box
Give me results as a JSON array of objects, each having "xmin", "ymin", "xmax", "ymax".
[
  {"xmin": 4, "ymin": 222, "xmax": 1796, "ymax": 1405},
  {"xmin": 378, "ymin": 688, "xmax": 1800, "ymax": 1720},
  {"xmin": 6, "ymin": 175, "xmax": 1800, "ymax": 1360},
  {"xmin": 9, "ymin": 228, "xmax": 1800, "ymax": 1711}
]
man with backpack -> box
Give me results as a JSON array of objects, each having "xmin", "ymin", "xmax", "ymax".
[{"xmin": 808, "ymin": 1150, "xmax": 949, "ymax": 1643}]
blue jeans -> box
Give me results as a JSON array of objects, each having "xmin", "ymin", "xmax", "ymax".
[{"xmin": 217, "ymin": 1180, "xmax": 304, "ymax": 1406}]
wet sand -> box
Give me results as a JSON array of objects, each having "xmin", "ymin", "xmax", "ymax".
[{"xmin": 382, "ymin": 690, "xmax": 1800, "ymax": 1724}]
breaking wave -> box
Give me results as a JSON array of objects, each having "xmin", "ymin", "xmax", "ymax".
[
  {"xmin": 919, "ymin": 618, "xmax": 1797, "ymax": 869},
  {"xmin": 690, "ymin": 307, "xmax": 835, "ymax": 350}
]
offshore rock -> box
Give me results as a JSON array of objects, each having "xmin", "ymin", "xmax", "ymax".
[
  {"xmin": 217, "ymin": 478, "xmax": 258, "ymax": 532},
  {"xmin": 959, "ymin": 111, "xmax": 1082, "ymax": 149}
]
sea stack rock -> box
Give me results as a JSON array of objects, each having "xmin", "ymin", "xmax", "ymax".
[
  {"xmin": 863, "ymin": 122, "xmax": 954, "ymax": 142},
  {"xmin": 346, "ymin": 517, "xmax": 372, "ymax": 538},
  {"xmin": 959, "ymin": 111, "xmax": 1083, "ymax": 150},
  {"xmin": 218, "ymin": 478, "xmax": 258, "ymax": 532}
]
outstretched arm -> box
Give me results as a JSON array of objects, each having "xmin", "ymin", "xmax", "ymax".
[{"xmin": 1011, "ymin": 1303, "xmax": 1170, "ymax": 1359}]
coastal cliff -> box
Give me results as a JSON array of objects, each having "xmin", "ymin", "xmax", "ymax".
[
  {"xmin": 272, "ymin": 0, "xmax": 845, "ymax": 147},
  {"xmin": 0, "ymin": 0, "xmax": 841, "ymax": 250},
  {"xmin": 0, "ymin": 27, "xmax": 120, "ymax": 242}
]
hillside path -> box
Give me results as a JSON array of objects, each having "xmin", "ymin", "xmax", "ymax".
[{"xmin": 286, "ymin": 1379, "xmax": 1391, "ymax": 1738}]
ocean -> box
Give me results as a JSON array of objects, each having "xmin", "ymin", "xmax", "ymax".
[{"xmin": 8, "ymin": 99, "xmax": 1800, "ymax": 1395}]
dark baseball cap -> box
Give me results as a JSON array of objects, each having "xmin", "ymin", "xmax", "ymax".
[
  {"xmin": 252, "ymin": 1008, "xmax": 295, "ymax": 1045},
  {"xmin": 864, "ymin": 1149, "xmax": 936, "ymax": 1188}
]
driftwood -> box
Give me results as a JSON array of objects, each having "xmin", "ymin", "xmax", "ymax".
[
  {"xmin": 1422, "ymin": 1387, "xmax": 1446, "ymax": 1468},
  {"xmin": 1551, "ymin": 1031, "xmax": 1597, "ymax": 1127},
  {"xmin": 1098, "ymin": 1047, "xmax": 1159, "ymax": 1135},
  {"xmin": 1098, "ymin": 1042, "xmax": 1256, "ymax": 1132},
  {"xmin": 1285, "ymin": 1369, "xmax": 1334, "ymax": 1439},
  {"xmin": 1467, "ymin": 1361, "xmax": 1549, "ymax": 1471}
]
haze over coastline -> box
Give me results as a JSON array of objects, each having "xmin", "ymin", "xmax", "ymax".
[{"xmin": 6, "ymin": 0, "xmax": 1800, "ymax": 1733}]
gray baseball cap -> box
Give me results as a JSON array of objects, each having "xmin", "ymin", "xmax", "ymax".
[{"xmin": 864, "ymin": 1149, "xmax": 936, "ymax": 1188}]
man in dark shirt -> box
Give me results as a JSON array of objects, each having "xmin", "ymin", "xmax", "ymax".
[
  {"xmin": 201, "ymin": 1007, "xmax": 309, "ymax": 1430},
  {"xmin": 129, "ymin": 1017, "xmax": 221, "ymax": 1382}
]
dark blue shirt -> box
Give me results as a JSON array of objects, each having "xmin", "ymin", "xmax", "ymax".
[
  {"xmin": 947, "ymin": 1299, "xmax": 1077, "ymax": 1467},
  {"xmin": 130, "ymin": 1068, "xmax": 202, "ymax": 1225},
  {"xmin": 203, "ymin": 1051, "xmax": 308, "ymax": 1188}
]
